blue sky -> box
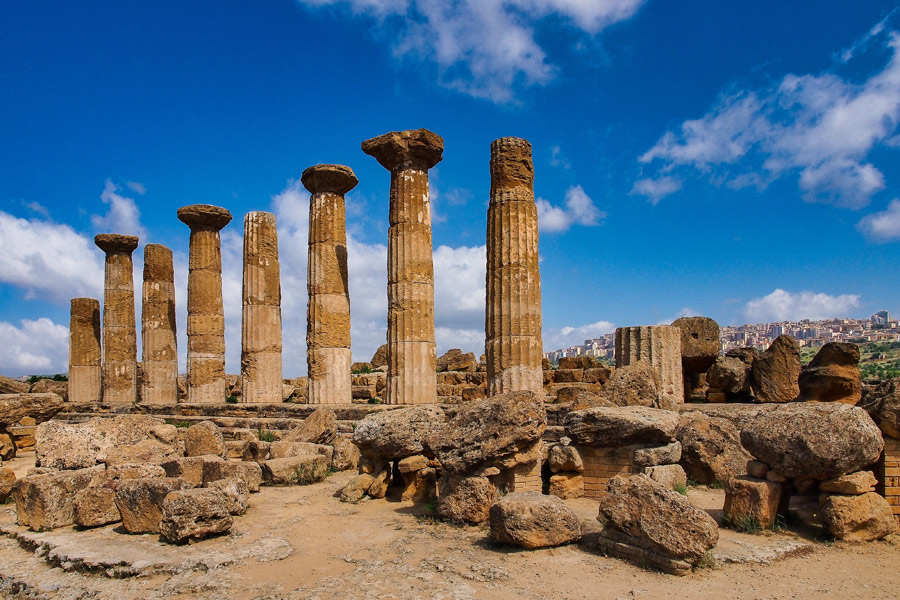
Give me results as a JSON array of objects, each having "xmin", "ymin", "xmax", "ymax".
[{"xmin": 2, "ymin": 0, "xmax": 900, "ymax": 376}]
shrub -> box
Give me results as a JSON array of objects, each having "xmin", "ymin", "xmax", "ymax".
[{"xmin": 257, "ymin": 428, "xmax": 276, "ymax": 442}]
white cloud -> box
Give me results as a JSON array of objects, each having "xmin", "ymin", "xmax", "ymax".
[
  {"xmin": 126, "ymin": 181, "xmax": 147, "ymax": 195},
  {"xmin": 91, "ymin": 179, "xmax": 147, "ymax": 238},
  {"xmin": 630, "ymin": 175, "xmax": 683, "ymax": 204},
  {"xmin": 0, "ymin": 210, "xmax": 103, "ymax": 303},
  {"xmin": 297, "ymin": 0, "xmax": 645, "ymax": 103},
  {"xmin": 543, "ymin": 320, "xmax": 616, "ymax": 351},
  {"xmin": 0, "ymin": 318, "xmax": 69, "ymax": 375},
  {"xmin": 743, "ymin": 289, "xmax": 861, "ymax": 322},
  {"xmin": 550, "ymin": 144, "xmax": 571, "ymax": 168},
  {"xmin": 537, "ymin": 185, "xmax": 605, "ymax": 232},
  {"xmin": 636, "ymin": 25, "xmax": 900, "ymax": 208},
  {"xmin": 858, "ymin": 198, "xmax": 900, "ymax": 241},
  {"xmin": 24, "ymin": 201, "xmax": 50, "ymax": 218}
]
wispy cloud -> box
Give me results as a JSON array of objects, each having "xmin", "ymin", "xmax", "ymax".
[
  {"xmin": 91, "ymin": 179, "xmax": 147, "ymax": 238},
  {"xmin": 296, "ymin": 0, "xmax": 645, "ymax": 103},
  {"xmin": 537, "ymin": 184, "xmax": 605, "ymax": 232},
  {"xmin": 543, "ymin": 320, "xmax": 616, "ymax": 351},
  {"xmin": 743, "ymin": 288, "xmax": 861, "ymax": 322},
  {"xmin": 550, "ymin": 144, "xmax": 571, "ymax": 168},
  {"xmin": 635, "ymin": 19, "xmax": 900, "ymax": 209}
]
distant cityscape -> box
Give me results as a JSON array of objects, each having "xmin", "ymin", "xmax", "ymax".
[{"xmin": 543, "ymin": 311, "xmax": 900, "ymax": 363}]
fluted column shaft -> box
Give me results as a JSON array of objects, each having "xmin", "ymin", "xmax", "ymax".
[
  {"xmin": 95, "ymin": 234, "xmax": 139, "ymax": 404},
  {"xmin": 68, "ymin": 297, "xmax": 101, "ymax": 403},
  {"xmin": 242, "ymin": 211, "xmax": 283, "ymax": 403},
  {"xmin": 178, "ymin": 204, "xmax": 232, "ymax": 403},
  {"xmin": 142, "ymin": 244, "xmax": 178, "ymax": 404},
  {"xmin": 302, "ymin": 164, "xmax": 357, "ymax": 404},
  {"xmin": 362, "ymin": 129, "xmax": 443, "ymax": 405},
  {"xmin": 486, "ymin": 137, "xmax": 543, "ymax": 396},
  {"xmin": 615, "ymin": 325, "xmax": 684, "ymax": 409}
]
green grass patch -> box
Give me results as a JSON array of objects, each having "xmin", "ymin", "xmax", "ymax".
[
  {"xmin": 257, "ymin": 428, "xmax": 277, "ymax": 442},
  {"xmin": 674, "ymin": 482, "xmax": 688, "ymax": 496},
  {"xmin": 226, "ymin": 395, "xmax": 238, "ymax": 404},
  {"xmin": 725, "ymin": 514, "xmax": 762, "ymax": 534}
]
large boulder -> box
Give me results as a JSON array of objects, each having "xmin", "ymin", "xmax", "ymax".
[
  {"xmin": 161, "ymin": 455, "xmax": 224, "ymax": 486},
  {"xmin": 751, "ymin": 335, "xmax": 801, "ymax": 403},
  {"xmin": 427, "ymin": 391, "xmax": 544, "ymax": 477},
  {"xmin": 741, "ymin": 403, "xmax": 883, "ymax": 480},
  {"xmin": 282, "ymin": 407, "xmax": 338, "ymax": 445},
  {"xmin": 12, "ymin": 467, "xmax": 98, "ymax": 531},
  {"xmin": 724, "ymin": 477, "xmax": 782, "ymax": 529},
  {"xmin": 672, "ymin": 317, "xmax": 719, "ymax": 374},
  {"xmin": 564, "ymin": 406, "xmax": 678, "ymax": 448},
  {"xmin": 36, "ymin": 415, "xmax": 178, "ymax": 470},
  {"xmin": 202, "ymin": 460, "xmax": 263, "ymax": 492},
  {"xmin": 114, "ymin": 477, "xmax": 194, "ymax": 534},
  {"xmin": 600, "ymin": 363, "xmax": 660, "ymax": 407},
  {"xmin": 0, "ymin": 393, "xmax": 65, "ymax": 426},
  {"xmin": 261, "ymin": 454, "xmax": 329, "ymax": 485},
  {"xmin": 859, "ymin": 378, "xmax": 900, "ymax": 439},
  {"xmin": 820, "ymin": 492, "xmax": 897, "ymax": 541},
  {"xmin": 0, "ymin": 375, "xmax": 31, "ymax": 395},
  {"xmin": 676, "ymin": 413, "xmax": 751, "ymax": 484},
  {"xmin": 331, "ymin": 438, "xmax": 360, "ymax": 471},
  {"xmin": 370, "ymin": 344, "xmax": 389, "ymax": 368},
  {"xmin": 353, "ymin": 406, "xmax": 445, "ymax": 461},
  {"xmin": 0, "ymin": 467, "xmax": 16, "ymax": 503},
  {"xmin": 489, "ymin": 491, "xmax": 582, "ymax": 549},
  {"xmin": 159, "ymin": 488, "xmax": 233, "ymax": 544},
  {"xmin": 436, "ymin": 348, "xmax": 476, "ymax": 372},
  {"xmin": 598, "ymin": 475, "xmax": 718, "ymax": 565},
  {"xmin": 798, "ymin": 342, "xmax": 862, "ymax": 405},
  {"xmin": 74, "ymin": 464, "xmax": 166, "ymax": 528},
  {"xmin": 437, "ymin": 475, "xmax": 498, "ymax": 525},
  {"xmin": 100, "ymin": 438, "xmax": 183, "ymax": 467},
  {"xmin": 707, "ymin": 356, "xmax": 752, "ymax": 396},
  {"xmin": 29, "ymin": 378, "xmax": 68, "ymax": 401},
  {"xmin": 183, "ymin": 421, "xmax": 227, "ymax": 458}
]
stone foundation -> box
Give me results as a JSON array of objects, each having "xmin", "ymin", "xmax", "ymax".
[
  {"xmin": 579, "ymin": 446, "xmax": 636, "ymax": 498},
  {"xmin": 877, "ymin": 437, "xmax": 900, "ymax": 524}
]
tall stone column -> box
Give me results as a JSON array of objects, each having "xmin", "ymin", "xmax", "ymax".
[
  {"xmin": 362, "ymin": 129, "xmax": 442, "ymax": 405},
  {"xmin": 141, "ymin": 244, "xmax": 178, "ymax": 404},
  {"xmin": 68, "ymin": 297, "xmax": 101, "ymax": 403},
  {"xmin": 486, "ymin": 137, "xmax": 543, "ymax": 396},
  {"xmin": 301, "ymin": 165, "xmax": 357, "ymax": 404},
  {"xmin": 615, "ymin": 325, "xmax": 683, "ymax": 409},
  {"xmin": 241, "ymin": 211, "xmax": 282, "ymax": 403},
  {"xmin": 177, "ymin": 204, "xmax": 232, "ymax": 403},
  {"xmin": 94, "ymin": 234, "xmax": 139, "ymax": 404}
]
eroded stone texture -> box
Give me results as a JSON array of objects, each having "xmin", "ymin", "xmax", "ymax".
[
  {"xmin": 302, "ymin": 165, "xmax": 357, "ymax": 404},
  {"xmin": 95, "ymin": 234, "xmax": 139, "ymax": 404},
  {"xmin": 486, "ymin": 137, "xmax": 543, "ymax": 396},
  {"xmin": 615, "ymin": 326, "xmax": 683, "ymax": 409},
  {"xmin": 241, "ymin": 211, "xmax": 283, "ymax": 403},
  {"xmin": 362, "ymin": 129, "xmax": 442, "ymax": 405},
  {"xmin": 142, "ymin": 244, "xmax": 177, "ymax": 404},
  {"xmin": 68, "ymin": 297, "xmax": 101, "ymax": 403},
  {"xmin": 178, "ymin": 205, "xmax": 232, "ymax": 403}
]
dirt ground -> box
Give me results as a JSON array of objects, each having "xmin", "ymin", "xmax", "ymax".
[{"xmin": 1, "ymin": 452, "xmax": 898, "ymax": 600}]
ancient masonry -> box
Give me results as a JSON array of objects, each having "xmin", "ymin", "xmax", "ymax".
[
  {"xmin": 241, "ymin": 211, "xmax": 283, "ymax": 403},
  {"xmin": 302, "ymin": 164, "xmax": 357, "ymax": 405},
  {"xmin": 615, "ymin": 325, "xmax": 684, "ymax": 409},
  {"xmin": 363, "ymin": 129, "xmax": 443, "ymax": 405},
  {"xmin": 880, "ymin": 437, "xmax": 900, "ymax": 524},
  {"xmin": 94, "ymin": 234, "xmax": 139, "ymax": 404},
  {"xmin": 178, "ymin": 204, "xmax": 232, "ymax": 403},
  {"xmin": 486, "ymin": 137, "xmax": 543, "ymax": 396},
  {"xmin": 141, "ymin": 244, "xmax": 178, "ymax": 404},
  {"xmin": 67, "ymin": 297, "xmax": 102, "ymax": 403}
]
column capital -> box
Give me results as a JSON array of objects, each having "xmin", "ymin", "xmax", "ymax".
[
  {"xmin": 490, "ymin": 136, "xmax": 534, "ymax": 188},
  {"xmin": 94, "ymin": 233, "xmax": 139, "ymax": 255},
  {"xmin": 177, "ymin": 204, "xmax": 232, "ymax": 231},
  {"xmin": 301, "ymin": 164, "xmax": 359, "ymax": 195},
  {"xmin": 362, "ymin": 128, "xmax": 443, "ymax": 171}
]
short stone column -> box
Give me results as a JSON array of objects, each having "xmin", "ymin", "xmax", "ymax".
[
  {"xmin": 241, "ymin": 211, "xmax": 283, "ymax": 403},
  {"xmin": 177, "ymin": 204, "xmax": 232, "ymax": 403},
  {"xmin": 94, "ymin": 234, "xmax": 139, "ymax": 404},
  {"xmin": 362, "ymin": 129, "xmax": 443, "ymax": 405},
  {"xmin": 486, "ymin": 137, "xmax": 543, "ymax": 396},
  {"xmin": 301, "ymin": 165, "xmax": 357, "ymax": 405},
  {"xmin": 68, "ymin": 297, "xmax": 101, "ymax": 403},
  {"xmin": 141, "ymin": 244, "xmax": 178, "ymax": 404},
  {"xmin": 615, "ymin": 325, "xmax": 683, "ymax": 409}
]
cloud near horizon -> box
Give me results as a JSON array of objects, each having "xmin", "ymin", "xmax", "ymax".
[
  {"xmin": 742, "ymin": 288, "xmax": 861, "ymax": 323},
  {"xmin": 634, "ymin": 20, "xmax": 900, "ymax": 211},
  {"xmin": 296, "ymin": 0, "xmax": 645, "ymax": 103}
]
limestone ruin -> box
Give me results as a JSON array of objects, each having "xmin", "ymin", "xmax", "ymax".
[
  {"xmin": 141, "ymin": 244, "xmax": 178, "ymax": 405},
  {"xmin": 68, "ymin": 297, "xmax": 101, "ymax": 404}
]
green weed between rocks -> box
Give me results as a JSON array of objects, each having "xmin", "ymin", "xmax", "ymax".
[
  {"xmin": 695, "ymin": 551, "xmax": 720, "ymax": 570},
  {"xmin": 725, "ymin": 514, "xmax": 762, "ymax": 534},
  {"xmin": 226, "ymin": 395, "xmax": 238, "ymax": 403},
  {"xmin": 674, "ymin": 482, "xmax": 688, "ymax": 496},
  {"xmin": 257, "ymin": 429, "xmax": 277, "ymax": 442},
  {"xmin": 165, "ymin": 419, "xmax": 191, "ymax": 428}
]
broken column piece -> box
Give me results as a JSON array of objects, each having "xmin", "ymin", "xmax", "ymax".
[
  {"xmin": 142, "ymin": 244, "xmax": 178, "ymax": 404},
  {"xmin": 68, "ymin": 297, "xmax": 102, "ymax": 403}
]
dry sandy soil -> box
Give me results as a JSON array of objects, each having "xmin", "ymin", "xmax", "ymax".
[{"xmin": 0, "ymin": 452, "xmax": 898, "ymax": 600}]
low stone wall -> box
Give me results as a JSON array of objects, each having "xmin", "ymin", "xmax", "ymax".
[
  {"xmin": 579, "ymin": 446, "xmax": 635, "ymax": 499},
  {"xmin": 878, "ymin": 437, "xmax": 900, "ymax": 524}
]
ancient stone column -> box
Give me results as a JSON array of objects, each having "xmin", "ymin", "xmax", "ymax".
[
  {"xmin": 94, "ymin": 234, "xmax": 139, "ymax": 404},
  {"xmin": 68, "ymin": 297, "xmax": 101, "ymax": 403},
  {"xmin": 141, "ymin": 244, "xmax": 178, "ymax": 404},
  {"xmin": 486, "ymin": 137, "xmax": 543, "ymax": 396},
  {"xmin": 301, "ymin": 165, "xmax": 357, "ymax": 405},
  {"xmin": 362, "ymin": 129, "xmax": 442, "ymax": 405},
  {"xmin": 177, "ymin": 204, "xmax": 232, "ymax": 403},
  {"xmin": 241, "ymin": 211, "xmax": 283, "ymax": 403},
  {"xmin": 615, "ymin": 325, "xmax": 683, "ymax": 409}
]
